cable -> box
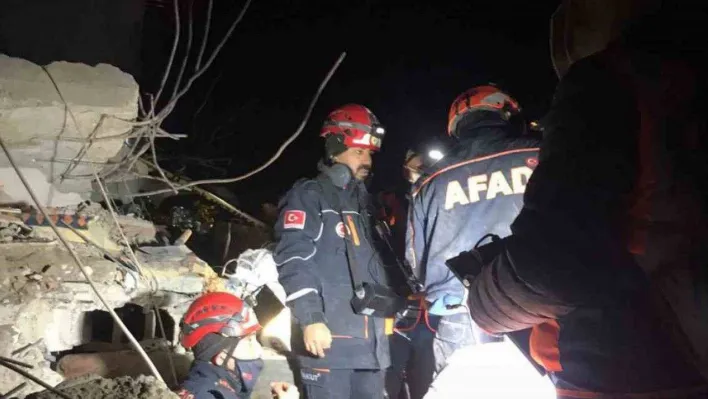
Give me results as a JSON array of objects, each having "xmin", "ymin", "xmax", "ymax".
[
  {"xmin": 154, "ymin": 306, "xmax": 179, "ymax": 387},
  {"xmin": 0, "ymin": 137, "xmax": 164, "ymax": 383},
  {"xmin": 474, "ymin": 233, "xmax": 500, "ymax": 249},
  {"xmin": 127, "ymin": 51, "xmax": 347, "ymax": 198},
  {"xmin": 92, "ymin": 170, "xmax": 146, "ymax": 277}
]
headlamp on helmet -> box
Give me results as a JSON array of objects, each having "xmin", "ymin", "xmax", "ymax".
[{"xmin": 320, "ymin": 104, "xmax": 384, "ymax": 151}]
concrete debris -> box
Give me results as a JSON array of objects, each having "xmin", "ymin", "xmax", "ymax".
[
  {"xmin": 0, "ymin": 203, "xmax": 296, "ymax": 398},
  {"xmin": 113, "ymin": 214, "xmax": 157, "ymax": 245},
  {"xmin": 0, "ymin": 221, "xmax": 28, "ymax": 242},
  {"xmin": 0, "ymin": 54, "xmax": 290, "ymax": 398},
  {"xmin": 0, "ymin": 216, "xmax": 46, "ymax": 243},
  {"xmin": 0, "ymin": 325, "xmax": 63, "ymax": 398},
  {"xmin": 0, "ymin": 54, "xmax": 139, "ymax": 207},
  {"xmin": 130, "ymin": 245, "xmax": 226, "ymax": 294},
  {"xmin": 0, "ymin": 200, "xmax": 222, "ymax": 397},
  {"xmin": 26, "ymin": 374, "xmax": 178, "ymax": 399}
]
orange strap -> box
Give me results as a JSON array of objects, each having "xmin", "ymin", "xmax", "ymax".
[
  {"xmin": 385, "ymin": 318, "xmax": 394, "ymax": 335},
  {"xmin": 311, "ymin": 368, "xmax": 330, "ymax": 373},
  {"xmin": 557, "ymin": 385, "xmax": 708, "ymax": 399},
  {"xmin": 346, "ymin": 215, "xmax": 360, "ymax": 246},
  {"xmin": 529, "ymin": 319, "xmax": 563, "ymax": 372}
]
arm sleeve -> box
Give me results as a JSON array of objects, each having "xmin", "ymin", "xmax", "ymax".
[
  {"xmin": 405, "ymin": 192, "xmax": 428, "ymax": 285},
  {"xmin": 468, "ymin": 48, "xmax": 647, "ymax": 333},
  {"xmin": 407, "ymin": 186, "xmax": 464, "ymax": 298},
  {"xmin": 273, "ymin": 183, "xmax": 327, "ymax": 327}
]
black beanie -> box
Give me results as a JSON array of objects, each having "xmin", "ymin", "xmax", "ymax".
[
  {"xmin": 454, "ymin": 110, "xmax": 525, "ymax": 139},
  {"xmin": 193, "ymin": 333, "xmax": 240, "ymax": 362},
  {"xmin": 324, "ymin": 134, "xmax": 348, "ymax": 160}
]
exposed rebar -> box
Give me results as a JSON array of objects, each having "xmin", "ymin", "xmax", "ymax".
[
  {"xmin": 0, "ymin": 136, "xmax": 164, "ymax": 383},
  {"xmin": 0, "ymin": 358, "xmax": 71, "ymax": 399}
]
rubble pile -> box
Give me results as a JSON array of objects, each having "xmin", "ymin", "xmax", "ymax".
[
  {"xmin": 0, "ymin": 220, "xmax": 33, "ymax": 243},
  {"xmin": 0, "ymin": 202, "xmax": 219, "ymax": 398},
  {"xmin": 0, "ymin": 54, "xmax": 289, "ymax": 398},
  {"xmin": 27, "ymin": 374, "xmax": 178, "ymax": 399}
]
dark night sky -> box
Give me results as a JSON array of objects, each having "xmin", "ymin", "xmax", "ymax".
[{"xmin": 142, "ymin": 0, "xmax": 560, "ymax": 215}]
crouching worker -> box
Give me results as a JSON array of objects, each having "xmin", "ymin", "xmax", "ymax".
[{"xmin": 176, "ymin": 291, "xmax": 299, "ymax": 399}]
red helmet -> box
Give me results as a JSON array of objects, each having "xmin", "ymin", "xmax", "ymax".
[
  {"xmin": 447, "ymin": 85, "xmax": 521, "ymax": 136},
  {"xmin": 179, "ymin": 292, "xmax": 261, "ymax": 349},
  {"xmin": 320, "ymin": 104, "xmax": 385, "ymax": 151}
]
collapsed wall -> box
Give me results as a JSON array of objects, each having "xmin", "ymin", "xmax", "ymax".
[
  {"xmin": 0, "ymin": 202, "xmax": 224, "ymax": 397},
  {"xmin": 0, "ymin": 54, "xmax": 138, "ymax": 206},
  {"xmin": 0, "ymin": 54, "xmax": 293, "ymax": 398}
]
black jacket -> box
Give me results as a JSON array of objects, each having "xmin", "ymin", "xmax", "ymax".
[
  {"xmin": 177, "ymin": 361, "xmax": 248, "ymax": 399},
  {"xmin": 467, "ymin": 27, "xmax": 708, "ymax": 398}
]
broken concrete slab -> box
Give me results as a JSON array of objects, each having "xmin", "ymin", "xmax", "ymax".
[
  {"xmin": 31, "ymin": 222, "xmax": 122, "ymax": 252},
  {"xmin": 113, "ymin": 214, "xmax": 157, "ymax": 245},
  {"xmin": 0, "ymin": 197, "xmax": 286, "ymax": 397},
  {"xmin": 0, "ymin": 54, "xmax": 139, "ymax": 206},
  {"xmin": 0, "ymin": 223, "xmax": 218, "ymax": 397},
  {"xmin": 127, "ymin": 245, "xmax": 225, "ymax": 294}
]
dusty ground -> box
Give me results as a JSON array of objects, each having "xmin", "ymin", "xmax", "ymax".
[
  {"xmin": 26, "ymin": 375, "xmax": 178, "ymax": 399},
  {"xmin": 253, "ymin": 351, "xmax": 296, "ymax": 399},
  {"xmin": 24, "ymin": 349, "xmax": 294, "ymax": 399}
]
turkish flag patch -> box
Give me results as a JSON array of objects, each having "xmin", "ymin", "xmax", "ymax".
[{"xmin": 283, "ymin": 210, "xmax": 306, "ymax": 229}]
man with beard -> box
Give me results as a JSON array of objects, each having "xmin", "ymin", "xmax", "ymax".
[{"xmin": 274, "ymin": 104, "xmax": 393, "ymax": 399}]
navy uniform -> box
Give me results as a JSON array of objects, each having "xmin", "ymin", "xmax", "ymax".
[
  {"xmin": 274, "ymin": 104, "xmax": 392, "ymax": 399},
  {"xmin": 388, "ymin": 86, "xmax": 538, "ymax": 399}
]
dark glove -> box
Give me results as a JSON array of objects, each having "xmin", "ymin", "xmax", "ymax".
[{"xmin": 445, "ymin": 235, "xmax": 504, "ymax": 287}]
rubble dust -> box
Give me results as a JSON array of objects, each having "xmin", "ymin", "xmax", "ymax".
[{"xmin": 26, "ymin": 375, "xmax": 179, "ymax": 399}]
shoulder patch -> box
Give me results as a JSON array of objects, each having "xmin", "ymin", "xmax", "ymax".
[{"xmin": 284, "ymin": 210, "xmax": 306, "ymax": 229}]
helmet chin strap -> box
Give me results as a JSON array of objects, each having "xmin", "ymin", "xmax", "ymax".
[
  {"xmin": 193, "ymin": 333, "xmax": 241, "ymax": 367},
  {"xmin": 212, "ymin": 338, "xmax": 242, "ymax": 372}
]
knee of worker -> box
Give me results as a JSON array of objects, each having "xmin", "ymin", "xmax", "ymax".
[
  {"xmin": 448, "ymin": 312, "xmax": 503, "ymax": 346},
  {"xmin": 433, "ymin": 313, "xmax": 480, "ymax": 346},
  {"xmin": 472, "ymin": 322, "xmax": 503, "ymax": 345}
]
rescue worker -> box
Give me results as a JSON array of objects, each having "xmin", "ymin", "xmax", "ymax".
[
  {"xmin": 458, "ymin": 2, "xmax": 708, "ymax": 397},
  {"xmin": 274, "ymin": 104, "xmax": 393, "ymax": 399},
  {"xmin": 377, "ymin": 150, "xmax": 425, "ymax": 264},
  {"xmin": 177, "ymin": 291, "xmax": 299, "ymax": 399},
  {"xmin": 378, "ymin": 146, "xmax": 446, "ymax": 261},
  {"xmin": 403, "ymin": 150, "xmax": 424, "ymax": 184},
  {"xmin": 386, "ymin": 85, "xmax": 540, "ymax": 399}
]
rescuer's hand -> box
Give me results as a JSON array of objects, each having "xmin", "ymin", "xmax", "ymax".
[
  {"xmin": 303, "ymin": 322, "xmax": 332, "ymax": 358},
  {"xmin": 271, "ymin": 382, "xmax": 300, "ymax": 399}
]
